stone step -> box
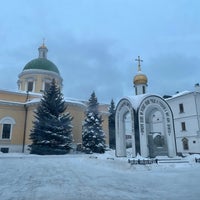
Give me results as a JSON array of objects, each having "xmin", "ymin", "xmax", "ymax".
[{"xmin": 158, "ymin": 160, "xmax": 189, "ymax": 164}]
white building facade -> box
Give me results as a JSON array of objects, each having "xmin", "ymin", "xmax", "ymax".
[{"xmin": 166, "ymin": 87, "xmax": 200, "ymax": 154}]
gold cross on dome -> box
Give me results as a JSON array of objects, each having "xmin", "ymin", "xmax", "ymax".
[{"xmin": 135, "ymin": 56, "xmax": 143, "ymax": 71}]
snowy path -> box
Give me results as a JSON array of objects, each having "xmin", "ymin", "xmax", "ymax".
[{"xmin": 0, "ymin": 154, "xmax": 200, "ymax": 200}]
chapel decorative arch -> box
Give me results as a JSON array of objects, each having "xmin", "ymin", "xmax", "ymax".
[
  {"xmin": 138, "ymin": 95, "xmax": 177, "ymax": 157},
  {"xmin": 115, "ymin": 98, "xmax": 136, "ymax": 157}
]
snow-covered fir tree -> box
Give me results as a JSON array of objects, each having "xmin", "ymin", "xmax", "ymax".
[
  {"xmin": 82, "ymin": 91, "xmax": 106, "ymax": 153},
  {"xmin": 109, "ymin": 99, "xmax": 116, "ymax": 149},
  {"xmin": 29, "ymin": 79, "xmax": 73, "ymax": 155}
]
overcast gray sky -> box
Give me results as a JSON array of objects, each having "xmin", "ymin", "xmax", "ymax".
[{"xmin": 0, "ymin": 0, "xmax": 200, "ymax": 104}]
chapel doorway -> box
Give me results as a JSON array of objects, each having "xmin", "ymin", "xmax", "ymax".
[{"xmin": 146, "ymin": 109, "xmax": 168, "ymax": 157}]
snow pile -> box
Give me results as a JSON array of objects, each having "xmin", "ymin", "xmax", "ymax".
[{"xmin": 0, "ymin": 151, "xmax": 200, "ymax": 200}]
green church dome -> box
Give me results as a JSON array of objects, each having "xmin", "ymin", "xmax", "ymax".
[{"xmin": 23, "ymin": 58, "xmax": 60, "ymax": 74}]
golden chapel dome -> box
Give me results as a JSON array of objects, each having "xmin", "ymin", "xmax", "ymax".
[{"xmin": 133, "ymin": 72, "xmax": 148, "ymax": 85}]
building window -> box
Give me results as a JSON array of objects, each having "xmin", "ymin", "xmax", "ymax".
[
  {"xmin": 181, "ymin": 122, "xmax": 186, "ymax": 131},
  {"xmin": 44, "ymin": 82, "xmax": 51, "ymax": 91},
  {"xmin": 27, "ymin": 81, "xmax": 33, "ymax": 92},
  {"xmin": 182, "ymin": 138, "xmax": 189, "ymax": 150},
  {"xmin": 0, "ymin": 117, "xmax": 16, "ymax": 140},
  {"xmin": 179, "ymin": 103, "xmax": 184, "ymax": 113},
  {"xmin": 0, "ymin": 147, "xmax": 9, "ymax": 153},
  {"xmin": 2, "ymin": 124, "xmax": 11, "ymax": 139}
]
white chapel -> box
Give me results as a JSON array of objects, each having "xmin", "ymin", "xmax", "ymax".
[{"xmin": 115, "ymin": 56, "xmax": 177, "ymax": 158}]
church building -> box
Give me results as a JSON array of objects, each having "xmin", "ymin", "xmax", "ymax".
[
  {"xmin": 115, "ymin": 57, "xmax": 177, "ymax": 158},
  {"xmin": 0, "ymin": 43, "xmax": 109, "ymax": 153}
]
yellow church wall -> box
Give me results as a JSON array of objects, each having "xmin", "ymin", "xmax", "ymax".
[
  {"xmin": 0, "ymin": 91, "xmax": 27, "ymax": 102},
  {"xmin": 24, "ymin": 104, "xmax": 37, "ymax": 145},
  {"xmin": 0, "ymin": 104, "xmax": 25, "ymax": 145},
  {"xmin": 0, "ymin": 98, "xmax": 110, "ymax": 152},
  {"xmin": 0, "ymin": 90, "xmax": 41, "ymax": 103},
  {"xmin": 66, "ymin": 103, "xmax": 85, "ymax": 144}
]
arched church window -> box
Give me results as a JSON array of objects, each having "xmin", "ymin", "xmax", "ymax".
[
  {"xmin": 0, "ymin": 117, "xmax": 16, "ymax": 140},
  {"xmin": 182, "ymin": 138, "xmax": 189, "ymax": 150}
]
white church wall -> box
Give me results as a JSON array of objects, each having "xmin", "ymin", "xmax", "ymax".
[
  {"xmin": 176, "ymin": 137, "xmax": 200, "ymax": 154},
  {"xmin": 167, "ymin": 92, "xmax": 200, "ymax": 154}
]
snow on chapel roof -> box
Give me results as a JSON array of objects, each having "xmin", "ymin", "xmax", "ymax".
[{"xmin": 120, "ymin": 93, "xmax": 164, "ymax": 110}]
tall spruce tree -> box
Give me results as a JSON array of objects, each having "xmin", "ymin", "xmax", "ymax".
[
  {"xmin": 109, "ymin": 99, "xmax": 116, "ymax": 149},
  {"xmin": 82, "ymin": 91, "xmax": 106, "ymax": 153},
  {"xmin": 29, "ymin": 79, "xmax": 73, "ymax": 155}
]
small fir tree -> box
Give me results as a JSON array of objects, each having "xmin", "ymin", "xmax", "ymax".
[
  {"xmin": 109, "ymin": 99, "xmax": 116, "ymax": 149},
  {"xmin": 82, "ymin": 91, "xmax": 106, "ymax": 153},
  {"xmin": 29, "ymin": 79, "xmax": 73, "ymax": 155}
]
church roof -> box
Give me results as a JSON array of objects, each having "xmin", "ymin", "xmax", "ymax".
[
  {"xmin": 133, "ymin": 71, "xmax": 148, "ymax": 85},
  {"xmin": 23, "ymin": 42, "xmax": 60, "ymax": 74},
  {"xmin": 23, "ymin": 58, "xmax": 60, "ymax": 74}
]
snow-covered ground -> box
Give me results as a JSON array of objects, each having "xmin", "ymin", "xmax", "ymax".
[{"xmin": 0, "ymin": 151, "xmax": 200, "ymax": 200}]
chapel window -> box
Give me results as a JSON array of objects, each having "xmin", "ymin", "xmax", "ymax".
[
  {"xmin": 181, "ymin": 122, "xmax": 186, "ymax": 131},
  {"xmin": 135, "ymin": 87, "xmax": 138, "ymax": 95},
  {"xmin": 179, "ymin": 103, "xmax": 184, "ymax": 113},
  {"xmin": 142, "ymin": 86, "xmax": 146, "ymax": 94},
  {"xmin": 182, "ymin": 138, "xmax": 189, "ymax": 150}
]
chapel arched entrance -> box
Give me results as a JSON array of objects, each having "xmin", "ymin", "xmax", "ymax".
[
  {"xmin": 145, "ymin": 108, "xmax": 168, "ymax": 157},
  {"xmin": 138, "ymin": 96, "xmax": 176, "ymax": 158}
]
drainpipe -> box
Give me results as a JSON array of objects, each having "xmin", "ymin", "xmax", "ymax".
[
  {"xmin": 22, "ymin": 91, "xmax": 29, "ymax": 153},
  {"xmin": 194, "ymin": 86, "xmax": 200, "ymax": 137}
]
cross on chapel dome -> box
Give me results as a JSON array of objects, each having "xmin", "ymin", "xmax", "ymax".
[{"xmin": 133, "ymin": 56, "xmax": 148, "ymax": 85}]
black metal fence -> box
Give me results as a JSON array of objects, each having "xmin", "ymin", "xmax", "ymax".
[
  {"xmin": 195, "ymin": 158, "xmax": 200, "ymax": 163},
  {"xmin": 128, "ymin": 159, "xmax": 158, "ymax": 165}
]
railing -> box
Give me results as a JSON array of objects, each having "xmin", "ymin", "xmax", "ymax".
[
  {"xmin": 128, "ymin": 158, "xmax": 190, "ymax": 165},
  {"xmin": 128, "ymin": 159, "xmax": 158, "ymax": 165},
  {"xmin": 195, "ymin": 158, "xmax": 200, "ymax": 163}
]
